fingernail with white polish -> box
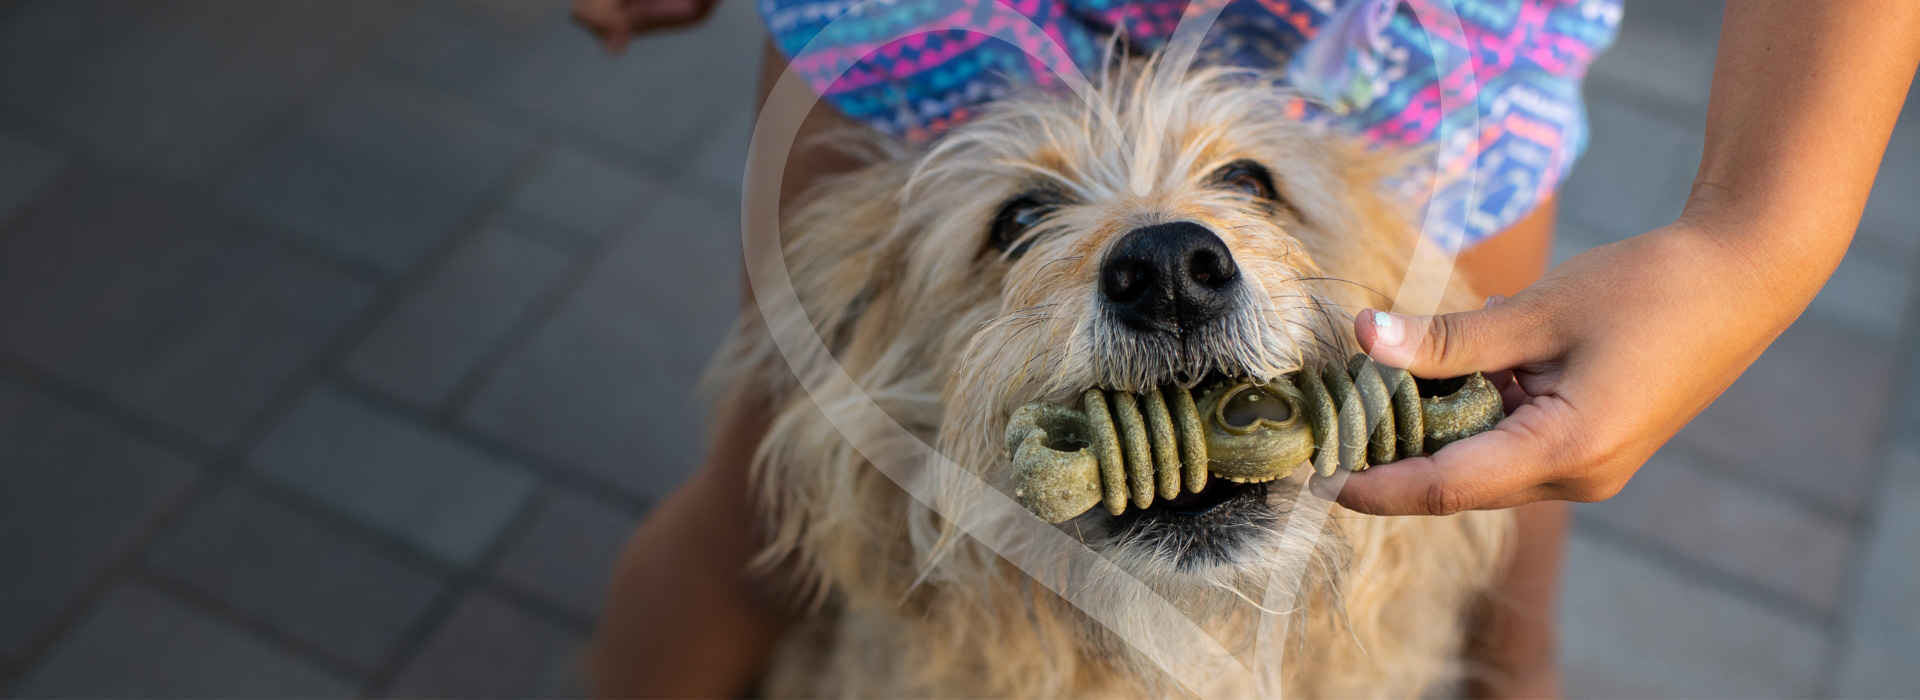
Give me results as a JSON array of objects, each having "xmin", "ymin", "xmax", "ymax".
[{"xmin": 1372, "ymin": 310, "xmax": 1404, "ymax": 346}]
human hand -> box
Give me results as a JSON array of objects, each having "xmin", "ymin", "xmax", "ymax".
[
  {"xmin": 1332, "ymin": 221, "xmax": 1814, "ymax": 515},
  {"xmin": 572, "ymin": 0, "xmax": 719, "ymax": 53}
]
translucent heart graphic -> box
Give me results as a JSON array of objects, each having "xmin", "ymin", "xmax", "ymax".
[{"xmin": 736, "ymin": 2, "xmax": 1479, "ymax": 695}]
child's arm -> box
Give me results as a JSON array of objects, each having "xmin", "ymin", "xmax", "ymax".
[{"xmin": 1337, "ymin": 0, "xmax": 1920, "ymax": 516}]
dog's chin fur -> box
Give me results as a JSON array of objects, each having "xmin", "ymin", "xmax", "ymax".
[{"xmin": 715, "ymin": 63, "xmax": 1513, "ymax": 698}]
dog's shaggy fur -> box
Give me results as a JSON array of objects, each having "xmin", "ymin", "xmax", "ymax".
[{"xmin": 717, "ymin": 63, "xmax": 1513, "ymax": 698}]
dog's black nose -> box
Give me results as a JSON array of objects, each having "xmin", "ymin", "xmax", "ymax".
[{"xmin": 1100, "ymin": 222, "xmax": 1240, "ymax": 335}]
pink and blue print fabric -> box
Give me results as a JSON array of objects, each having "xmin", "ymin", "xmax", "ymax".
[{"xmin": 761, "ymin": 0, "xmax": 1622, "ymax": 248}]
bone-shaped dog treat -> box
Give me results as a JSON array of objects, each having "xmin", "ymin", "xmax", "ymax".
[{"xmin": 1005, "ymin": 354, "xmax": 1504, "ymax": 523}]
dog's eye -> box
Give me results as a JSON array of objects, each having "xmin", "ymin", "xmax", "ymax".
[
  {"xmin": 1215, "ymin": 160, "xmax": 1278, "ymax": 201},
  {"xmin": 989, "ymin": 195, "xmax": 1056, "ymax": 258}
]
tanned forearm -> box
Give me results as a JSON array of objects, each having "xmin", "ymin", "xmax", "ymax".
[
  {"xmin": 1686, "ymin": 0, "xmax": 1920, "ymax": 320},
  {"xmin": 1451, "ymin": 6, "xmax": 1914, "ymax": 696}
]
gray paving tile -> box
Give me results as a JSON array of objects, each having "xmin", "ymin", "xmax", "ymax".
[
  {"xmin": 342, "ymin": 225, "xmax": 574, "ymax": 407},
  {"xmin": 221, "ymin": 80, "xmax": 535, "ymax": 274},
  {"xmin": 0, "ymin": 0, "xmax": 403, "ymax": 185},
  {"xmin": 1804, "ymin": 243, "xmax": 1913, "ymax": 343},
  {"xmin": 1589, "ymin": 1, "xmax": 1720, "ymax": 115},
  {"xmin": 381, "ymin": 590, "xmax": 585, "ymax": 699},
  {"xmin": 684, "ymin": 106, "xmax": 753, "ymax": 209},
  {"xmin": 490, "ymin": 490, "xmax": 639, "ymax": 619},
  {"xmin": 427, "ymin": 0, "xmax": 567, "ymax": 40},
  {"xmin": 0, "ymin": 121, "xmax": 67, "ymax": 226},
  {"xmin": 1547, "ymin": 215, "xmax": 1612, "ymax": 268},
  {"xmin": 461, "ymin": 189, "xmax": 739, "ymax": 500},
  {"xmin": 1559, "ymin": 97, "xmax": 1700, "ymax": 242},
  {"xmin": 1669, "ymin": 319, "xmax": 1896, "ymax": 515},
  {"xmin": 1559, "ymin": 532, "xmax": 1828, "ymax": 699},
  {"xmin": 0, "ymin": 174, "xmax": 376, "ymax": 448},
  {"xmin": 1580, "ymin": 449, "xmax": 1852, "ymax": 612},
  {"xmin": 1835, "ymin": 622, "xmax": 1920, "ymax": 699},
  {"xmin": 7, "ymin": 582, "xmax": 355, "ymax": 699},
  {"xmin": 1846, "ymin": 447, "xmax": 1920, "ymax": 641},
  {"xmin": 0, "ymin": 376, "xmax": 199, "ymax": 660},
  {"xmin": 378, "ymin": 10, "xmax": 524, "ymax": 99},
  {"xmin": 1619, "ymin": 0, "xmax": 1726, "ymax": 39},
  {"xmin": 386, "ymin": 0, "xmax": 762, "ymax": 164},
  {"xmin": 506, "ymin": 146, "xmax": 656, "ymax": 245},
  {"xmin": 144, "ymin": 485, "xmax": 447, "ymax": 672},
  {"xmin": 1893, "ymin": 316, "xmax": 1920, "ymax": 451},
  {"xmin": 248, "ymin": 386, "xmax": 538, "ymax": 565},
  {"xmin": 502, "ymin": 0, "xmax": 763, "ymax": 162},
  {"xmin": 1853, "ymin": 118, "xmax": 1920, "ymax": 267},
  {"xmin": 0, "ymin": 1, "xmax": 145, "ymax": 102}
]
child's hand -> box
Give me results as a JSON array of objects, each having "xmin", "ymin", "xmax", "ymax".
[
  {"xmin": 1333, "ymin": 221, "xmax": 1804, "ymax": 515},
  {"xmin": 1333, "ymin": 0, "xmax": 1920, "ymax": 517},
  {"xmin": 573, "ymin": 0, "xmax": 719, "ymax": 52}
]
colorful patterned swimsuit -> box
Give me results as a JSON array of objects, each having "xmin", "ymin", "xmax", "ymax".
[{"xmin": 760, "ymin": 0, "xmax": 1622, "ymax": 248}]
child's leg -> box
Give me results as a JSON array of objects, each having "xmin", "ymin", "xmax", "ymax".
[
  {"xmin": 1469, "ymin": 500, "xmax": 1570, "ymax": 699},
  {"xmin": 1458, "ymin": 197, "xmax": 1558, "ymax": 301},
  {"xmin": 1456, "ymin": 197, "xmax": 1569, "ymax": 699}
]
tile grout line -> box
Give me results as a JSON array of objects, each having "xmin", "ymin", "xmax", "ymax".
[
  {"xmin": 427, "ymin": 200, "xmax": 651, "ymax": 421},
  {"xmin": 1572, "ymin": 513, "xmax": 1835, "ymax": 632},
  {"xmin": 190, "ymin": 65, "xmax": 665, "ymax": 684},
  {"xmin": 0, "ymin": 7, "xmax": 428, "ymax": 289},
  {"xmin": 0, "ymin": 141, "xmax": 601, "ymax": 695},
  {"xmin": 0, "ymin": 461, "xmax": 213, "ymax": 695},
  {"xmin": 130, "ymin": 471, "xmax": 599, "ymax": 682},
  {"xmin": 26, "ymin": 1, "xmax": 765, "ymax": 694},
  {"xmin": 0, "ymin": 305, "xmax": 417, "ymax": 692},
  {"xmin": 0, "ymin": 8, "xmax": 583, "ymax": 683},
  {"xmin": 0, "ymin": 113, "xmax": 400, "ymax": 287},
  {"xmin": 0, "ymin": 114, "xmax": 77, "ymax": 241},
  {"xmin": 225, "ymin": 471, "xmax": 479, "ymax": 577},
  {"xmin": 1812, "ymin": 234, "xmax": 1920, "ymax": 697},
  {"xmin": 181, "ymin": 0, "xmax": 424, "ymax": 202},
  {"xmin": 129, "ymin": 569, "xmax": 371, "ymax": 683},
  {"xmin": 326, "ymin": 377, "xmax": 656, "ymax": 517},
  {"xmin": 1581, "ymin": 71, "xmax": 1711, "ymax": 136},
  {"xmin": 481, "ymin": 569, "xmax": 605, "ymax": 635},
  {"xmin": 359, "ymin": 485, "xmax": 557, "ymax": 697},
  {"xmin": 1636, "ymin": 313, "xmax": 1905, "ymax": 528},
  {"xmin": 369, "ymin": 38, "xmax": 752, "ymax": 212},
  {"xmin": 184, "ymin": 88, "xmax": 567, "ymax": 696},
  {"xmin": 1648, "ymin": 437, "xmax": 1863, "ymax": 527},
  {"xmin": 0, "ymin": 340, "xmax": 243, "ymax": 693}
]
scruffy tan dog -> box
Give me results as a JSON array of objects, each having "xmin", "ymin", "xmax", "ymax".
[{"xmin": 718, "ymin": 62, "xmax": 1511, "ymax": 698}]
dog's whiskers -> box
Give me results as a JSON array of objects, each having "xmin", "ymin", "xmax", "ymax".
[
  {"xmin": 1037, "ymin": 255, "xmax": 1085, "ymax": 274},
  {"xmin": 1282, "ymin": 276, "xmax": 1391, "ymax": 304}
]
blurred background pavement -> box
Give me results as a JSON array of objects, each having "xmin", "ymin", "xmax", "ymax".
[{"xmin": 0, "ymin": 0, "xmax": 1913, "ymax": 697}]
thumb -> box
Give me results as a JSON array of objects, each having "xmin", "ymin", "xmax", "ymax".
[{"xmin": 1354, "ymin": 295, "xmax": 1548, "ymax": 378}]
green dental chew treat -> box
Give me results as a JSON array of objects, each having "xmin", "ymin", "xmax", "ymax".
[{"xmin": 1005, "ymin": 354, "xmax": 1504, "ymax": 523}]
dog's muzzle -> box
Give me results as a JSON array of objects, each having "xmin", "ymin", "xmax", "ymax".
[{"xmin": 1005, "ymin": 354, "xmax": 1503, "ymax": 523}]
